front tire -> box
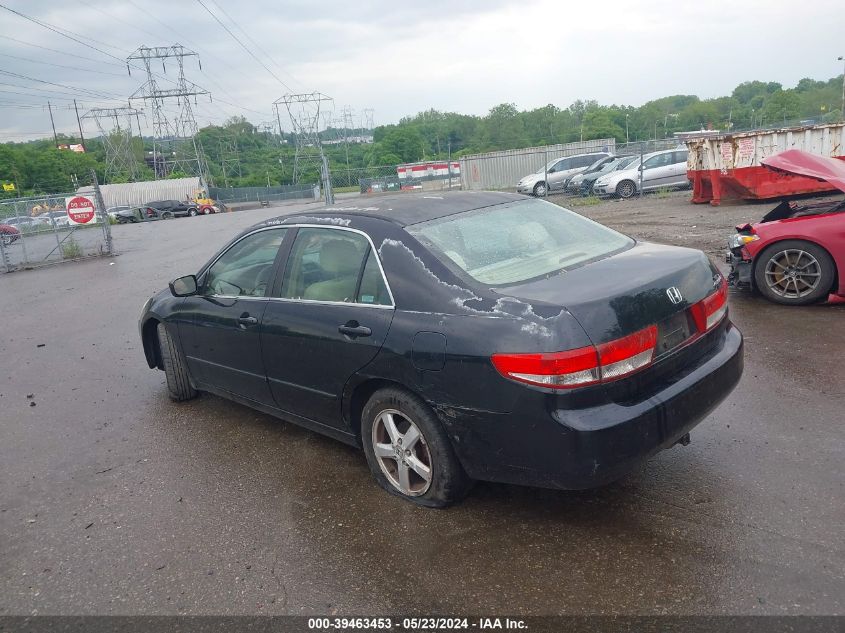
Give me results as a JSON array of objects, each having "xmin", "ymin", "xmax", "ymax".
[
  {"xmin": 615, "ymin": 180, "xmax": 637, "ymax": 199},
  {"xmin": 532, "ymin": 181, "xmax": 547, "ymax": 197},
  {"xmin": 361, "ymin": 387, "xmax": 471, "ymax": 507},
  {"xmin": 157, "ymin": 323, "xmax": 197, "ymax": 401},
  {"xmin": 188, "ymin": 207, "xmax": 198, "ymax": 217},
  {"xmin": 754, "ymin": 240, "xmax": 835, "ymax": 305}
]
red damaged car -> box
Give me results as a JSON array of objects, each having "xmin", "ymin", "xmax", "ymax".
[
  {"xmin": 0, "ymin": 223, "xmax": 20, "ymax": 246},
  {"xmin": 728, "ymin": 150, "xmax": 845, "ymax": 305}
]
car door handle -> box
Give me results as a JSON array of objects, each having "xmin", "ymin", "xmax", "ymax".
[
  {"xmin": 338, "ymin": 322, "xmax": 372, "ymax": 338},
  {"xmin": 238, "ymin": 314, "xmax": 259, "ymax": 326}
]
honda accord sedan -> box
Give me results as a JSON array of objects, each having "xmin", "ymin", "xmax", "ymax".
[{"xmin": 139, "ymin": 192, "xmax": 743, "ymax": 506}]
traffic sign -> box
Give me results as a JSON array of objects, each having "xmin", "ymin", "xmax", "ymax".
[{"xmin": 65, "ymin": 196, "xmax": 97, "ymax": 225}]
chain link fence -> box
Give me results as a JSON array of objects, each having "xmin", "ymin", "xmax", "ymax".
[
  {"xmin": 0, "ymin": 171, "xmax": 113, "ymax": 273},
  {"xmin": 458, "ymin": 138, "xmax": 691, "ymax": 202},
  {"xmin": 314, "ymin": 138, "xmax": 695, "ymax": 204}
]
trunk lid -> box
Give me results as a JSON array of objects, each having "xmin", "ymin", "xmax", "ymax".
[{"xmin": 499, "ymin": 242, "xmax": 720, "ymax": 346}]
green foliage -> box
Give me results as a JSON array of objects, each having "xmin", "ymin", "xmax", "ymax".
[{"xmin": 1, "ymin": 74, "xmax": 843, "ymax": 195}]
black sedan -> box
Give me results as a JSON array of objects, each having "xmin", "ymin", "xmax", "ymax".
[{"xmin": 139, "ymin": 192, "xmax": 743, "ymax": 506}]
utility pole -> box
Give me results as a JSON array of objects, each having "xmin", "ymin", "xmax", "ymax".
[
  {"xmin": 73, "ymin": 100, "xmax": 86, "ymax": 148},
  {"xmin": 47, "ymin": 101, "xmax": 58, "ymax": 147},
  {"xmin": 838, "ymin": 56, "xmax": 845, "ymax": 121},
  {"xmin": 128, "ymin": 45, "xmax": 211, "ymax": 184}
]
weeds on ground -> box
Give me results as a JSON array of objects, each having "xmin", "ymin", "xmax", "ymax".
[
  {"xmin": 568, "ymin": 195, "xmax": 601, "ymax": 207},
  {"xmin": 655, "ymin": 187, "xmax": 672, "ymax": 198},
  {"xmin": 62, "ymin": 238, "xmax": 82, "ymax": 259}
]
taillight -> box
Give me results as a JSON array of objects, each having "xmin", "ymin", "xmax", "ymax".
[
  {"xmin": 690, "ymin": 278, "xmax": 728, "ymax": 333},
  {"xmin": 491, "ymin": 324, "xmax": 658, "ymax": 390}
]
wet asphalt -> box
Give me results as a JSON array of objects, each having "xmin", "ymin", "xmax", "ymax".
[{"xmin": 0, "ymin": 200, "xmax": 842, "ymax": 616}]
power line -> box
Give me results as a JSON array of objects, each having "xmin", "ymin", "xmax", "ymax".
[
  {"xmin": 208, "ymin": 0, "xmax": 305, "ymax": 90},
  {"xmin": 0, "ymin": 70, "xmax": 125, "ymax": 100},
  {"xmin": 0, "ymin": 52, "xmax": 127, "ymax": 77},
  {"xmin": 0, "ymin": 35, "xmax": 129, "ymax": 69},
  {"xmin": 0, "ymin": 4, "xmax": 128, "ymax": 56},
  {"xmin": 194, "ymin": 0, "xmax": 294, "ymax": 93}
]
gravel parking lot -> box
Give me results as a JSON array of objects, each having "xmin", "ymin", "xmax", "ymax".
[{"xmin": 0, "ymin": 195, "xmax": 842, "ymax": 616}]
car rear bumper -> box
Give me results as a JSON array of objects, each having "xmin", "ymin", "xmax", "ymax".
[{"xmin": 436, "ymin": 321, "xmax": 743, "ymax": 490}]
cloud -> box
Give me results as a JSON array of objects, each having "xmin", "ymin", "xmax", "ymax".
[{"xmin": 0, "ymin": 0, "xmax": 842, "ymax": 140}]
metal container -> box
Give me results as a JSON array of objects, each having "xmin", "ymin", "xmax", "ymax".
[{"xmin": 686, "ymin": 123, "xmax": 845, "ymax": 205}]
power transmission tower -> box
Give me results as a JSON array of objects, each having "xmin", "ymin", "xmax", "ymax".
[
  {"xmin": 82, "ymin": 106, "xmax": 144, "ymax": 182},
  {"xmin": 273, "ymin": 92, "xmax": 332, "ymax": 185},
  {"xmin": 340, "ymin": 105, "xmax": 356, "ymax": 171},
  {"xmin": 362, "ymin": 108, "xmax": 374, "ymax": 140},
  {"xmin": 127, "ymin": 45, "xmax": 212, "ymax": 183},
  {"xmin": 218, "ymin": 135, "xmax": 242, "ymax": 187}
]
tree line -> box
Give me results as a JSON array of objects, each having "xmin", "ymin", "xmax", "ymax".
[{"xmin": 1, "ymin": 74, "xmax": 842, "ymax": 198}]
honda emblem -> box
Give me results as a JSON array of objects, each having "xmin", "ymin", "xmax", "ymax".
[{"xmin": 666, "ymin": 287, "xmax": 683, "ymax": 304}]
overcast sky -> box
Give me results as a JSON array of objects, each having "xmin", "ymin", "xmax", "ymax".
[{"xmin": 0, "ymin": 0, "xmax": 842, "ymax": 142}]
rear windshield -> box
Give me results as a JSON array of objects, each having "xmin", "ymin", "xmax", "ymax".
[{"xmin": 406, "ymin": 198, "xmax": 634, "ymax": 286}]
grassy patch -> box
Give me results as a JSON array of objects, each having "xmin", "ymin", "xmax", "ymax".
[
  {"xmin": 567, "ymin": 195, "xmax": 602, "ymax": 207},
  {"xmin": 655, "ymin": 187, "xmax": 672, "ymax": 198},
  {"xmin": 62, "ymin": 237, "xmax": 82, "ymax": 259}
]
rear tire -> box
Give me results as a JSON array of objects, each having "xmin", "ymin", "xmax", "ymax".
[
  {"xmin": 189, "ymin": 208, "xmax": 198, "ymax": 217},
  {"xmin": 754, "ymin": 240, "xmax": 835, "ymax": 305},
  {"xmin": 361, "ymin": 387, "xmax": 472, "ymax": 507},
  {"xmin": 616, "ymin": 180, "xmax": 637, "ymax": 199},
  {"xmin": 157, "ymin": 323, "xmax": 197, "ymax": 401}
]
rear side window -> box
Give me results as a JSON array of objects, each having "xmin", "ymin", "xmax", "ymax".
[
  {"xmin": 673, "ymin": 150, "xmax": 689, "ymax": 164},
  {"xmin": 407, "ymin": 198, "xmax": 633, "ymax": 286},
  {"xmin": 279, "ymin": 227, "xmax": 391, "ymax": 305}
]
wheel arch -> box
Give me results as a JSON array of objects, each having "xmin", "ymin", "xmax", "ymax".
[
  {"xmin": 751, "ymin": 237, "xmax": 839, "ymax": 293},
  {"xmin": 344, "ymin": 377, "xmax": 428, "ymax": 443},
  {"xmin": 141, "ymin": 317, "xmax": 163, "ymax": 369}
]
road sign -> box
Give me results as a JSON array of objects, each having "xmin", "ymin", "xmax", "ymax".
[{"xmin": 65, "ymin": 196, "xmax": 97, "ymax": 225}]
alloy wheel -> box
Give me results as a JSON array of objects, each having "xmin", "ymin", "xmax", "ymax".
[
  {"xmin": 617, "ymin": 181, "xmax": 635, "ymax": 198},
  {"xmin": 764, "ymin": 249, "xmax": 822, "ymax": 299},
  {"xmin": 371, "ymin": 409, "xmax": 433, "ymax": 497}
]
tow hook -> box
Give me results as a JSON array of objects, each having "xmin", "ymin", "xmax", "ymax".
[{"xmin": 676, "ymin": 433, "xmax": 691, "ymax": 447}]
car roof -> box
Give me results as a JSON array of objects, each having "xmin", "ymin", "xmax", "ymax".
[{"xmin": 264, "ymin": 191, "xmax": 526, "ymax": 227}]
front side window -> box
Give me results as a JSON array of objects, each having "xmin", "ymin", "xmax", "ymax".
[
  {"xmin": 203, "ymin": 228, "xmax": 287, "ymax": 297},
  {"xmin": 407, "ymin": 199, "xmax": 633, "ymax": 286},
  {"xmin": 280, "ymin": 228, "xmax": 389, "ymax": 304}
]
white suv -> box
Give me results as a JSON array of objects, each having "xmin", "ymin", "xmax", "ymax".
[{"xmin": 593, "ymin": 149, "xmax": 689, "ymax": 198}]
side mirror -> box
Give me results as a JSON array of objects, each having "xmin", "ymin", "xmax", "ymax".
[{"xmin": 169, "ymin": 275, "xmax": 198, "ymax": 297}]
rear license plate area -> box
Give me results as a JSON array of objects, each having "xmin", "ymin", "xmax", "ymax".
[{"xmin": 656, "ymin": 311, "xmax": 694, "ymax": 357}]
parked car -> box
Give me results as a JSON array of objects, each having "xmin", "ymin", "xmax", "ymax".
[
  {"xmin": 593, "ymin": 148, "xmax": 690, "ymax": 198},
  {"xmin": 2, "ymin": 216, "xmax": 37, "ymax": 230},
  {"xmin": 0, "ymin": 223, "xmax": 20, "ymax": 245},
  {"xmin": 569, "ymin": 155, "xmax": 639, "ymax": 195},
  {"xmin": 115, "ymin": 206, "xmax": 155, "ymax": 223},
  {"xmin": 198, "ymin": 203, "xmax": 221, "ymax": 215},
  {"xmin": 107, "ymin": 206, "xmax": 131, "ymax": 222},
  {"xmin": 561, "ymin": 155, "xmax": 617, "ymax": 193},
  {"xmin": 39, "ymin": 210, "xmax": 71, "ymax": 228},
  {"xmin": 140, "ymin": 191, "xmax": 743, "ymax": 507},
  {"xmin": 516, "ymin": 152, "xmax": 612, "ymax": 197},
  {"xmin": 727, "ymin": 150, "xmax": 845, "ymax": 305},
  {"xmin": 145, "ymin": 200, "xmax": 199, "ymax": 218}
]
